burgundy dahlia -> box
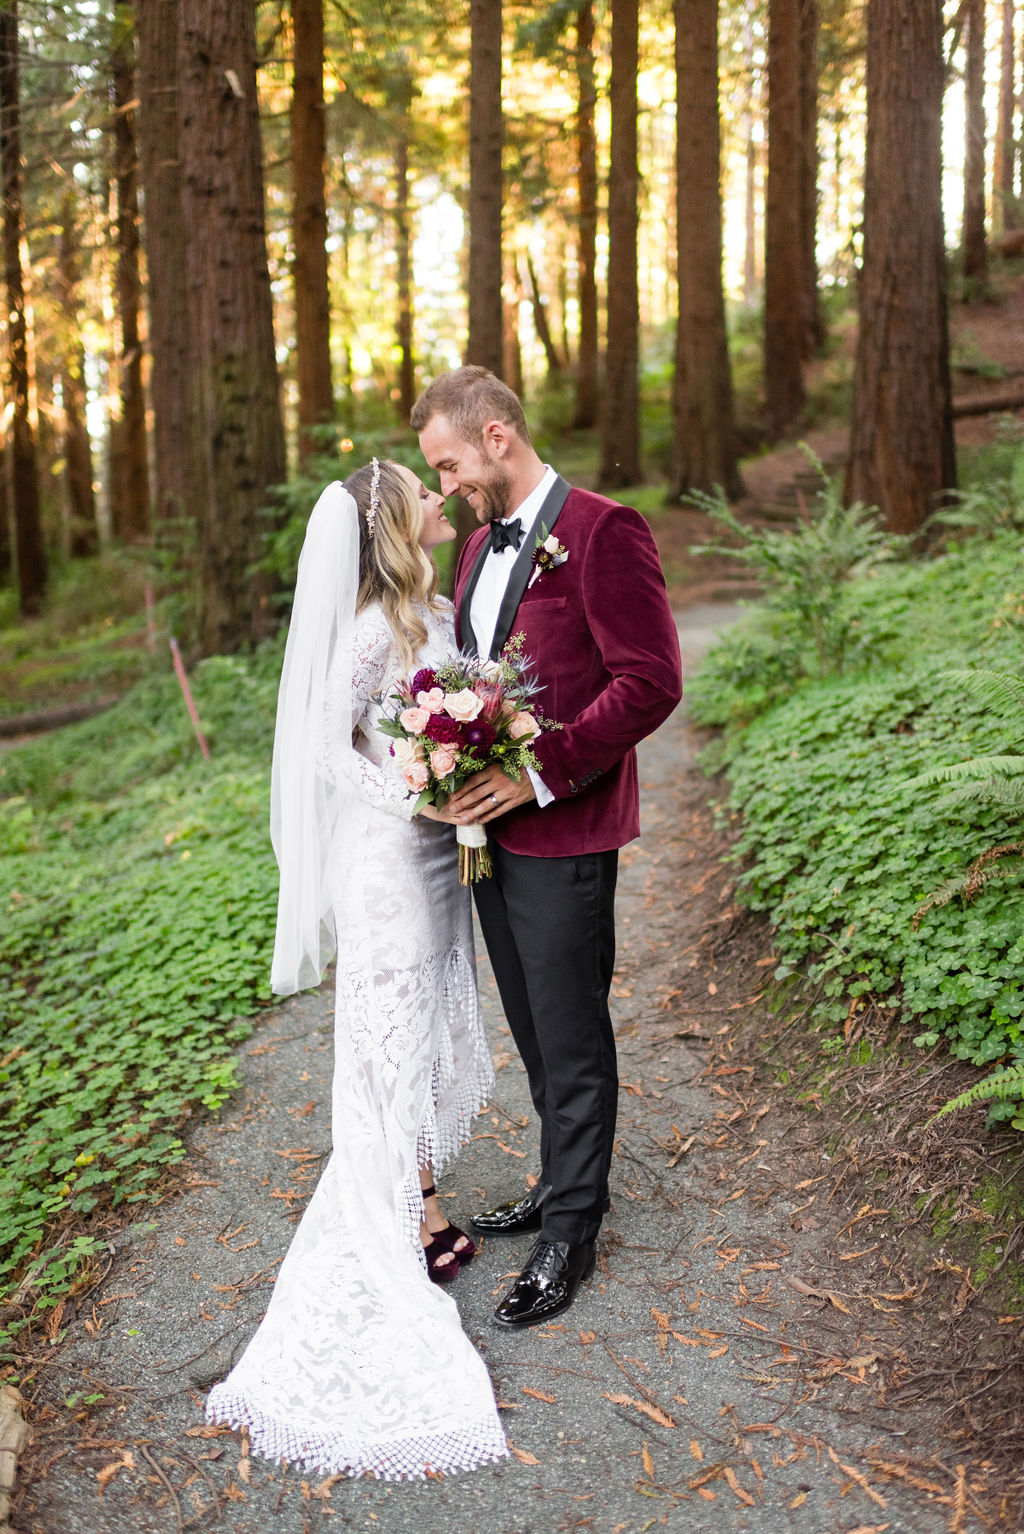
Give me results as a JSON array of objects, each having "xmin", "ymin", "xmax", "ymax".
[
  {"xmin": 411, "ymin": 668, "xmax": 439, "ymax": 695},
  {"xmin": 463, "ymin": 720, "xmax": 496, "ymax": 752},
  {"xmin": 426, "ymin": 713, "xmax": 461, "ymax": 744}
]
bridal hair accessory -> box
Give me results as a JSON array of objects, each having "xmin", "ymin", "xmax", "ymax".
[{"xmin": 367, "ymin": 456, "xmax": 382, "ymax": 537}]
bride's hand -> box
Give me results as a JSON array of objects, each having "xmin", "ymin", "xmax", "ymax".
[{"xmin": 418, "ymin": 803, "xmax": 470, "ymax": 826}]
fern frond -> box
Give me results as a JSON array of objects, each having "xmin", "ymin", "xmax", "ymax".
[
  {"xmin": 941, "ymin": 778, "xmax": 1024, "ymax": 810},
  {"xmin": 907, "ymin": 755, "xmax": 1024, "ymax": 789},
  {"xmin": 940, "ymin": 669, "xmax": 1024, "ymax": 717},
  {"xmin": 927, "ymin": 1060, "xmax": 1024, "ymax": 1123},
  {"xmin": 914, "ymin": 840, "xmax": 1024, "ymax": 924}
]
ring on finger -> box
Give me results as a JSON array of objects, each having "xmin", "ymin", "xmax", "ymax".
[{"xmin": 489, "ymin": 793, "xmax": 498, "ymax": 806}]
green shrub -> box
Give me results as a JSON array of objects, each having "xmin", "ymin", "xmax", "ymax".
[{"xmin": 0, "ymin": 640, "xmax": 285, "ymax": 1335}]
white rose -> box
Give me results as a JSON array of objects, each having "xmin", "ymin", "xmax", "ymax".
[
  {"xmin": 443, "ymin": 688, "xmax": 484, "ymax": 723},
  {"xmin": 543, "ymin": 533, "xmax": 560, "ymax": 553},
  {"xmin": 392, "ymin": 737, "xmax": 423, "ymax": 766}
]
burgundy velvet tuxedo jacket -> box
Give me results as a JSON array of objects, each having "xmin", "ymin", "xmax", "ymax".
[{"xmin": 453, "ymin": 477, "xmax": 683, "ymax": 858}]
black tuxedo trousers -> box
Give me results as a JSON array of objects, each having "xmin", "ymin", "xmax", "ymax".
[{"xmin": 473, "ymin": 843, "xmax": 619, "ymax": 1245}]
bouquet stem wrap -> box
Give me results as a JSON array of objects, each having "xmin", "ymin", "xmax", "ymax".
[{"xmin": 457, "ymin": 822, "xmax": 492, "ymax": 885}]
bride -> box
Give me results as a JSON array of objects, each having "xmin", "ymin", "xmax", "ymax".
[{"xmin": 205, "ymin": 459, "xmax": 509, "ymax": 1480}]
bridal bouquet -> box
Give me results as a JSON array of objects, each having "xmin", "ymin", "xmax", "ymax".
[{"xmin": 377, "ymin": 634, "xmax": 548, "ymax": 883}]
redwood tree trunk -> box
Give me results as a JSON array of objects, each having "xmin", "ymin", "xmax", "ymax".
[
  {"xmin": 467, "ymin": 0, "xmax": 503, "ymax": 375},
  {"xmin": 845, "ymin": 0, "xmax": 955, "ymax": 536},
  {"xmin": 0, "ymin": 1, "xmax": 46, "ymax": 616},
  {"xmin": 599, "ymin": 0, "xmax": 641, "ymax": 490},
  {"xmin": 670, "ymin": 0, "xmax": 742, "ymax": 501},
  {"xmin": 178, "ymin": 0, "xmax": 286, "ymax": 654},
  {"xmin": 573, "ymin": 0, "xmax": 599, "ymax": 429},
  {"xmin": 137, "ymin": 0, "xmax": 195, "ymax": 530},
  {"xmin": 292, "ymin": 0, "xmax": 333, "ymax": 459},
  {"xmin": 962, "ymin": 0, "xmax": 988, "ymax": 282},
  {"xmin": 525, "ymin": 251, "xmax": 562, "ymax": 378},
  {"xmin": 111, "ymin": 0, "xmax": 151, "ymax": 541},
  {"xmin": 58, "ymin": 194, "xmax": 98, "ymax": 558},
  {"xmin": 799, "ymin": 0, "xmax": 822, "ymax": 355},
  {"xmin": 993, "ymin": 0, "xmax": 1015, "ymax": 234},
  {"xmin": 764, "ymin": 0, "xmax": 805, "ymax": 436},
  {"xmin": 395, "ymin": 91, "xmax": 415, "ymax": 423}
]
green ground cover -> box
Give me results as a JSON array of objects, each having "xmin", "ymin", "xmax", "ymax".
[
  {"xmin": 0, "ymin": 644, "xmax": 283, "ymax": 1332},
  {"xmin": 691, "ymin": 527, "xmax": 1024, "ymax": 1121}
]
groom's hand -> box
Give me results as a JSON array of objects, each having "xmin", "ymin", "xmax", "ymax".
[{"xmin": 449, "ymin": 765, "xmax": 536, "ymax": 823}]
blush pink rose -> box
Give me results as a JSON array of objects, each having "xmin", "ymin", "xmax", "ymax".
[
  {"xmin": 443, "ymin": 688, "xmax": 484, "ymax": 723},
  {"xmin": 416, "ymin": 686, "xmax": 445, "ymax": 711},
  {"xmin": 401, "ymin": 761, "xmax": 430, "ymax": 792},
  {"xmin": 508, "ymin": 711, "xmax": 539, "ymax": 740},
  {"xmin": 399, "ymin": 706, "xmax": 431, "ymax": 734},
  {"xmin": 429, "ymin": 745, "xmax": 458, "ymax": 777}
]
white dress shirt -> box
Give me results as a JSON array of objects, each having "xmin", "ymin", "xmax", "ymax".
[{"xmin": 468, "ymin": 465, "xmax": 558, "ymax": 808}]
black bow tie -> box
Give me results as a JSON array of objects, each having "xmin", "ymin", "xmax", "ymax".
[{"xmin": 489, "ymin": 517, "xmax": 524, "ymax": 554}]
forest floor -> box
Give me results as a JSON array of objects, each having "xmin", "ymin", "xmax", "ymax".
[{"xmin": 9, "ymin": 603, "xmax": 1021, "ymax": 1534}]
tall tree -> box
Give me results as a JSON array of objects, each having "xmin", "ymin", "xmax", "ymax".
[
  {"xmin": 177, "ymin": 0, "xmax": 286, "ymax": 654},
  {"xmin": 467, "ymin": 0, "xmax": 503, "ymax": 375},
  {"xmin": 137, "ymin": 0, "xmax": 195, "ymax": 532},
  {"xmin": 394, "ymin": 70, "xmax": 415, "ymax": 423},
  {"xmin": 993, "ymin": 0, "xmax": 1016, "ymax": 232},
  {"xmin": 0, "ymin": 0, "xmax": 46, "ymax": 615},
  {"xmin": 57, "ymin": 193, "xmax": 98, "ymax": 558},
  {"xmin": 573, "ymin": 0, "xmax": 599, "ymax": 429},
  {"xmin": 670, "ymin": 0, "xmax": 742, "ymax": 501},
  {"xmin": 799, "ymin": 0, "xmax": 823, "ymax": 354},
  {"xmin": 962, "ymin": 0, "xmax": 987, "ymax": 282},
  {"xmin": 846, "ymin": 0, "xmax": 954, "ymax": 536},
  {"xmin": 110, "ymin": 0, "xmax": 150, "ymax": 542},
  {"xmin": 291, "ymin": 0, "xmax": 333, "ymax": 461},
  {"xmin": 599, "ymin": 0, "xmax": 641, "ymax": 489},
  {"xmin": 764, "ymin": 0, "xmax": 806, "ymax": 436}
]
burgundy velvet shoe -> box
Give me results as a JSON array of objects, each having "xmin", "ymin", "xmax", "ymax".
[{"xmin": 422, "ymin": 1234, "xmax": 461, "ymax": 1285}]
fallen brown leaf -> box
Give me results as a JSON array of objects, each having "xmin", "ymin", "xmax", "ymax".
[
  {"xmin": 521, "ymin": 1387, "xmax": 555, "ymax": 1403},
  {"xmin": 602, "ymin": 1393, "xmax": 676, "ymax": 1428},
  {"xmin": 510, "ymin": 1446, "xmax": 540, "ymax": 1465}
]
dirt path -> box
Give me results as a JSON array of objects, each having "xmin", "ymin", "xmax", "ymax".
[{"xmin": 13, "ymin": 605, "xmax": 982, "ymax": 1534}]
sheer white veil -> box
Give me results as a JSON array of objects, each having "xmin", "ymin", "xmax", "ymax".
[{"xmin": 270, "ymin": 481, "xmax": 360, "ymax": 994}]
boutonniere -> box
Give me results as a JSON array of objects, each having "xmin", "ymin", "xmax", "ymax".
[{"xmin": 527, "ymin": 523, "xmax": 569, "ymax": 589}]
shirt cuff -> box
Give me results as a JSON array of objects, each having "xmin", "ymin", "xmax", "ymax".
[{"xmin": 526, "ymin": 765, "xmax": 555, "ymax": 808}]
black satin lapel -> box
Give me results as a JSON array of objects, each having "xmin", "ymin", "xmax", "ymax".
[
  {"xmin": 489, "ymin": 476, "xmax": 572, "ymax": 659},
  {"xmin": 458, "ymin": 532, "xmax": 491, "ymax": 656}
]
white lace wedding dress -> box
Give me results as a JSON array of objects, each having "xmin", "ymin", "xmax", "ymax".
[{"xmin": 206, "ymin": 598, "xmax": 508, "ymax": 1480}]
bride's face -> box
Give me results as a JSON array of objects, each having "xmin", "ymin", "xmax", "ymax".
[{"xmin": 396, "ymin": 465, "xmax": 456, "ymax": 552}]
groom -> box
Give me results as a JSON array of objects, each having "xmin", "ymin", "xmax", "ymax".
[{"xmin": 412, "ymin": 367, "xmax": 682, "ymax": 1328}]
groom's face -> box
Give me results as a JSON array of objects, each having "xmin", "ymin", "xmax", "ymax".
[{"xmin": 418, "ymin": 415, "xmax": 513, "ymax": 524}]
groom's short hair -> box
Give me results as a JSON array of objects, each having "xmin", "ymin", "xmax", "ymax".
[{"xmin": 410, "ymin": 366, "xmax": 532, "ymax": 447}]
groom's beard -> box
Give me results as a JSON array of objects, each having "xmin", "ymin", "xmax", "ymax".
[{"xmin": 476, "ymin": 467, "xmax": 513, "ymax": 523}]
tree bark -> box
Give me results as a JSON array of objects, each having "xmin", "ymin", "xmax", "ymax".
[
  {"xmin": 764, "ymin": 0, "xmax": 806, "ymax": 437},
  {"xmin": 58, "ymin": 193, "xmax": 98, "ymax": 558},
  {"xmin": 573, "ymin": 0, "xmax": 599, "ymax": 428},
  {"xmin": 467, "ymin": 0, "xmax": 503, "ymax": 375},
  {"xmin": 291, "ymin": 0, "xmax": 333, "ymax": 460},
  {"xmin": 742, "ymin": 1, "xmax": 760, "ymax": 305},
  {"xmin": 137, "ymin": 0, "xmax": 196, "ymax": 531},
  {"xmin": 799, "ymin": 0, "xmax": 822, "ymax": 355},
  {"xmin": 0, "ymin": 1, "xmax": 45, "ymax": 616},
  {"xmin": 395, "ymin": 89, "xmax": 415, "ymax": 423},
  {"xmin": 670, "ymin": 0, "xmax": 743, "ymax": 501},
  {"xmin": 110, "ymin": 0, "xmax": 150, "ymax": 541},
  {"xmin": 846, "ymin": 0, "xmax": 955, "ymax": 536},
  {"xmin": 178, "ymin": 0, "xmax": 286, "ymax": 654},
  {"xmin": 962, "ymin": 0, "xmax": 988, "ymax": 282},
  {"xmin": 599, "ymin": 0, "xmax": 641, "ymax": 490},
  {"xmin": 993, "ymin": 0, "xmax": 1015, "ymax": 235},
  {"xmin": 525, "ymin": 251, "xmax": 562, "ymax": 379}
]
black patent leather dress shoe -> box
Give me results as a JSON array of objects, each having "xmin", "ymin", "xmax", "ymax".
[
  {"xmin": 469, "ymin": 1184, "xmax": 552, "ymax": 1236},
  {"xmin": 492, "ymin": 1238, "xmax": 596, "ymax": 1329}
]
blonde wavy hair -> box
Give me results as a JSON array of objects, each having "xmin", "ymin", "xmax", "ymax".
[{"xmin": 344, "ymin": 459, "xmax": 444, "ymax": 674}]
